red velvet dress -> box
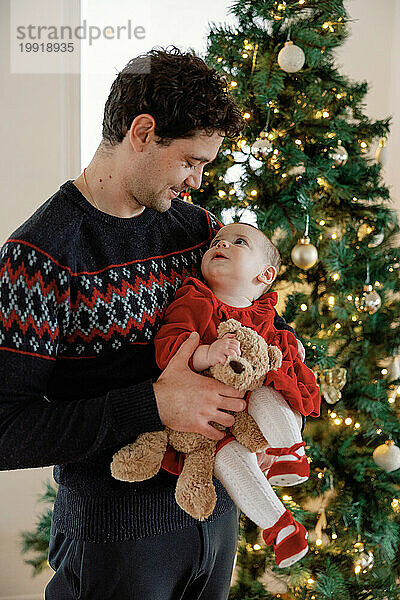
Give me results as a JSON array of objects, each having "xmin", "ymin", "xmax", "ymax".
[{"xmin": 154, "ymin": 277, "xmax": 321, "ymax": 474}]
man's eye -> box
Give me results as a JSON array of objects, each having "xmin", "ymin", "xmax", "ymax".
[{"xmin": 185, "ymin": 162, "xmax": 197, "ymax": 170}]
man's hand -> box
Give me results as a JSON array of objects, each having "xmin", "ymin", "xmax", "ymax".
[{"xmin": 153, "ymin": 332, "xmax": 246, "ymax": 441}]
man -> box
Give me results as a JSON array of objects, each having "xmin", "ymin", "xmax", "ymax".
[{"xmin": 0, "ymin": 47, "xmax": 300, "ymax": 599}]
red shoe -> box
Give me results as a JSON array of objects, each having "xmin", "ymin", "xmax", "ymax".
[
  {"xmin": 262, "ymin": 509, "xmax": 308, "ymax": 569},
  {"xmin": 265, "ymin": 442, "xmax": 310, "ymax": 487}
]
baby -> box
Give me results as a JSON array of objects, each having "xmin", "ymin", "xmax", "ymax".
[{"xmin": 154, "ymin": 222, "xmax": 320, "ymax": 568}]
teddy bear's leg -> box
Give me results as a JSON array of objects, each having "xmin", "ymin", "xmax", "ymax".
[
  {"xmin": 111, "ymin": 430, "xmax": 169, "ymax": 482},
  {"xmin": 230, "ymin": 411, "xmax": 269, "ymax": 452},
  {"xmin": 175, "ymin": 440, "xmax": 217, "ymax": 521}
]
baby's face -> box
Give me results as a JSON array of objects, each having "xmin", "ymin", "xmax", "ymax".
[{"xmin": 201, "ymin": 223, "xmax": 272, "ymax": 297}]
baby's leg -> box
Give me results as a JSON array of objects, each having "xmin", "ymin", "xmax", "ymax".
[
  {"xmin": 214, "ymin": 440, "xmax": 308, "ymax": 568},
  {"xmin": 248, "ymin": 387, "xmax": 309, "ymax": 486}
]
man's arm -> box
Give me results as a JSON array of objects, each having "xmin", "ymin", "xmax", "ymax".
[{"xmin": 0, "ymin": 241, "xmax": 163, "ymax": 470}]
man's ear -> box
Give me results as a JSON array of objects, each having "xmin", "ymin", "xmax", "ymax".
[
  {"xmin": 128, "ymin": 114, "xmax": 156, "ymax": 152},
  {"xmin": 257, "ymin": 265, "xmax": 277, "ymax": 285}
]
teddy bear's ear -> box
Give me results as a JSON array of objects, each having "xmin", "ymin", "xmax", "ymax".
[
  {"xmin": 217, "ymin": 319, "xmax": 241, "ymax": 337},
  {"xmin": 268, "ymin": 345, "xmax": 283, "ymax": 370}
]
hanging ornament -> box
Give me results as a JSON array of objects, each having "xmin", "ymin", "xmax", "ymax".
[
  {"xmin": 329, "ymin": 143, "xmax": 348, "ymax": 166},
  {"xmin": 355, "ymin": 262, "xmax": 381, "ymax": 315},
  {"xmin": 357, "ymin": 223, "xmax": 384, "ymax": 247},
  {"xmin": 357, "ymin": 223, "xmax": 374, "ymax": 241},
  {"xmin": 291, "ymin": 213, "xmax": 318, "ymax": 269},
  {"xmin": 387, "ymin": 356, "xmax": 400, "ymax": 383},
  {"xmin": 278, "ymin": 41, "xmax": 305, "ymax": 73},
  {"xmin": 368, "ymin": 231, "xmax": 385, "ymax": 248},
  {"xmin": 251, "ymin": 136, "xmax": 273, "ymax": 159},
  {"xmin": 181, "ymin": 189, "xmax": 192, "ymax": 203},
  {"xmin": 376, "ymin": 137, "xmax": 388, "ymax": 167},
  {"xmin": 373, "ymin": 440, "xmax": 400, "ymax": 472},
  {"xmin": 318, "ymin": 367, "xmax": 347, "ymax": 404},
  {"xmin": 355, "ymin": 550, "xmax": 375, "ymax": 572},
  {"xmin": 251, "ymin": 107, "xmax": 274, "ymax": 159}
]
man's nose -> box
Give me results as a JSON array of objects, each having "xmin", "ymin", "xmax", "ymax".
[
  {"xmin": 184, "ymin": 167, "xmax": 203, "ymax": 190},
  {"xmin": 216, "ymin": 240, "xmax": 230, "ymax": 248}
]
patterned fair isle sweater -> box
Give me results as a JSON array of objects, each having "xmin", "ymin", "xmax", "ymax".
[{"xmin": 0, "ymin": 180, "xmax": 296, "ymax": 542}]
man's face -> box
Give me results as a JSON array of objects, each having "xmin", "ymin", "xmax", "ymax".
[{"xmin": 128, "ymin": 130, "xmax": 224, "ymax": 212}]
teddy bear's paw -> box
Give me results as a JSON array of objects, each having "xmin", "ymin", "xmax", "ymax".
[
  {"xmin": 175, "ymin": 480, "xmax": 217, "ymax": 521},
  {"xmin": 111, "ymin": 432, "xmax": 168, "ymax": 482}
]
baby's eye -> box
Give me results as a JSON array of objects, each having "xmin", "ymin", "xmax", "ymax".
[
  {"xmin": 234, "ymin": 238, "xmax": 247, "ymax": 245},
  {"xmin": 210, "ymin": 239, "xmax": 220, "ymax": 247}
]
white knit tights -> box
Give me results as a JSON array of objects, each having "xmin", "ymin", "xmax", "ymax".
[
  {"xmin": 214, "ymin": 440, "xmax": 287, "ymax": 530},
  {"xmin": 248, "ymin": 386, "xmax": 304, "ymax": 461}
]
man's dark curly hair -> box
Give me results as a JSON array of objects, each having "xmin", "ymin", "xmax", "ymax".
[{"xmin": 102, "ymin": 46, "xmax": 245, "ymax": 146}]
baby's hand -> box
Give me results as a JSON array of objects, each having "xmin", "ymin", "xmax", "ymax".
[{"xmin": 207, "ymin": 333, "xmax": 241, "ymax": 366}]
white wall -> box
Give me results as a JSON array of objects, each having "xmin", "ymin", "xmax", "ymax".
[
  {"xmin": 0, "ymin": 0, "xmax": 399, "ymax": 597},
  {"xmin": 0, "ymin": 0, "xmax": 80, "ymax": 597}
]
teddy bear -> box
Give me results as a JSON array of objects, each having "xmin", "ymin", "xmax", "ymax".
[{"xmin": 110, "ymin": 318, "xmax": 282, "ymax": 521}]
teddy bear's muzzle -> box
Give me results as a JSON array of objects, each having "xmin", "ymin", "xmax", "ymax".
[{"xmin": 228, "ymin": 359, "xmax": 245, "ymax": 374}]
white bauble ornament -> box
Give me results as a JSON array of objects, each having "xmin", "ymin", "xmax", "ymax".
[
  {"xmin": 368, "ymin": 232, "xmax": 384, "ymax": 247},
  {"xmin": 329, "ymin": 144, "xmax": 348, "ymax": 166},
  {"xmin": 355, "ymin": 550, "xmax": 375, "ymax": 572},
  {"xmin": 277, "ymin": 41, "xmax": 305, "ymax": 73},
  {"xmin": 251, "ymin": 137, "xmax": 273, "ymax": 159},
  {"xmin": 355, "ymin": 285, "xmax": 381, "ymax": 315},
  {"xmin": 373, "ymin": 441, "xmax": 400, "ymax": 472},
  {"xmin": 291, "ymin": 236, "xmax": 318, "ymax": 269}
]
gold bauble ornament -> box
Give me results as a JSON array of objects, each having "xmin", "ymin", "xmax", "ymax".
[
  {"xmin": 329, "ymin": 144, "xmax": 348, "ymax": 166},
  {"xmin": 318, "ymin": 367, "xmax": 347, "ymax": 404},
  {"xmin": 277, "ymin": 41, "xmax": 305, "ymax": 73},
  {"xmin": 357, "ymin": 223, "xmax": 384, "ymax": 247},
  {"xmin": 355, "ymin": 284, "xmax": 381, "ymax": 315},
  {"xmin": 373, "ymin": 440, "xmax": 400, "ymax": 472},
  {"xmin": 291, "ymin": 236, "xmax": 318, "ymax": 269},
  {"xmin": 357, "ymin": 223, "xmax": 374, "ymax": 241}
]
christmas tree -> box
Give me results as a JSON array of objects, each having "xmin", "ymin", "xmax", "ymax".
[{"xmin": 183, "ymin": 0, "xmax": 400, "ymax": 598}]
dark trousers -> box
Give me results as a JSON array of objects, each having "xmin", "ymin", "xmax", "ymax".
[{"xmin": 45, "ymin": 506, "xmax": 239, "ymax": 600}]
